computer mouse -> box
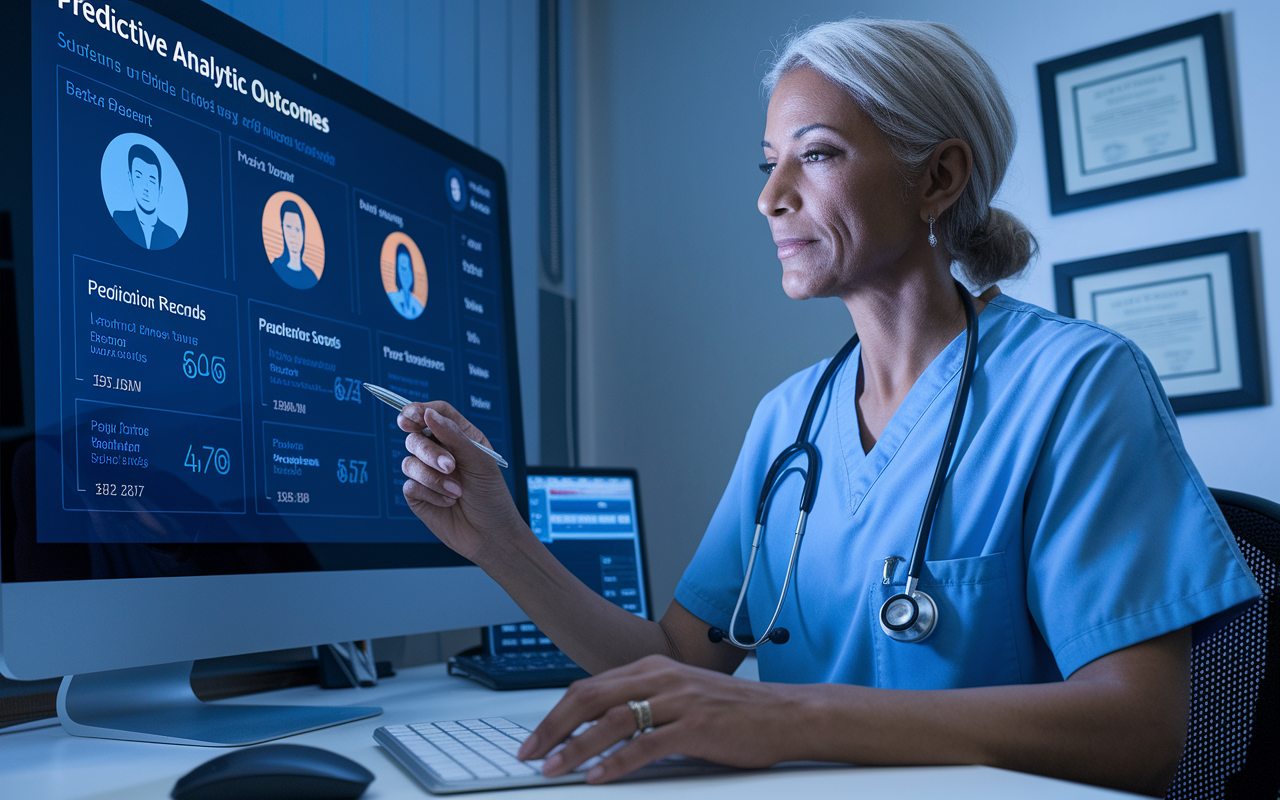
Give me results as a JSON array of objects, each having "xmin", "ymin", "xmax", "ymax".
[{"xmin": 171, "ymin": 743, "xmax": 374, "ymax": 800}]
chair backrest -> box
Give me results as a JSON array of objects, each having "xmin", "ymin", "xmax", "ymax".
[{"xmin": 1167, "ymin": 489, "xmax": 1279, "ymax": 800}]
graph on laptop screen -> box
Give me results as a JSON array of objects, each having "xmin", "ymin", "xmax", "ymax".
[{"xmin": 491, "ymin": 470, "xmax": 651, "ymax": 655}]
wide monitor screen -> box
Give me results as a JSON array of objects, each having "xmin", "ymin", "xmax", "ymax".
[{"xmin": 5, "ymin": 0, "xmax": 525, "ymax": 582}]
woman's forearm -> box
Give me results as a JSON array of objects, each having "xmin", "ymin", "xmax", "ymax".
[
  {"xmin": 791, "ymin": 628, "xmax": 1190, "ymax": 796},
  {"xmin": 471, "ymin": 523, "xmax": 677, "ymax": 674}
]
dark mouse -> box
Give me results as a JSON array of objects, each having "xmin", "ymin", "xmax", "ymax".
[{"xmin": 171, "ymin": 743, "xmax": 374, "ymax": 800}]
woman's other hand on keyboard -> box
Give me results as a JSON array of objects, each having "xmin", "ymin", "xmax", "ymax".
[{"xmin": 517, "ymin": 654, "xmax": 808, "ymax": 783}]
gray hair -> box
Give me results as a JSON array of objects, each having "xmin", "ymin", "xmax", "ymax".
[{"xmin": 763, "ymin": 19, "xmax": 1037, "ymax": 285}]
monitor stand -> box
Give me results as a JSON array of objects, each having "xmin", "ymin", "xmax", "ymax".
[{"xmin": 57, "ymin": 660, "xmax": 381, "ymax": 746}]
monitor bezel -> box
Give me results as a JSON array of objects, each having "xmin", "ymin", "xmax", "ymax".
[{"xmin": 1, "ymin": 0, "xmax": 529, "ymax": 680}]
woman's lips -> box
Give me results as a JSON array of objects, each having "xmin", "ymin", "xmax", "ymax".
[{"xmin": 775, "ymin": 238, "xmax": 814, "ymax": 259}]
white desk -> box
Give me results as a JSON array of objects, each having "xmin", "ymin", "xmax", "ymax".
[{"xmin": 0, "ymin": 663, "xmax": 1142, "ymax": 799}]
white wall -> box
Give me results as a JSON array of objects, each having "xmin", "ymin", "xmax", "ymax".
[{"xmin": 576, "ymin": 0, "xmax": 1280, "ymax": 613}]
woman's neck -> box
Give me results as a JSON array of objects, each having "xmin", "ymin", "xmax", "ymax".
[{"xmin": 844, "ymin": 266, "xmax": 997, "ymax": 450}]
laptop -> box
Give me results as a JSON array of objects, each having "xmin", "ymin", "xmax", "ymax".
[{"xmin": 446, "ymin": 467, "xmax": 652, "ymax": 690}]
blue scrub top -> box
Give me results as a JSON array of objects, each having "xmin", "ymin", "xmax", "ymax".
[{"xmin": 676, "ymin": 295, "xmax": 1260, "ymax": 688}]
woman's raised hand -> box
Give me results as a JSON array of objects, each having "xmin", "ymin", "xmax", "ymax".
[{"xmin": 397, "ymin": 401, "xmax": 526, "ymax": 564}]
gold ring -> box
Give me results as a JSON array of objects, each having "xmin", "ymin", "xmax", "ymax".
[{"xmin": 627, "ymin": 699, "xmax": 653, "ymax": 736}]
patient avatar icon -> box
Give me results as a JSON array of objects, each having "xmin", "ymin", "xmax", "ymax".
[
  {"xmin": 380, "ymin": 232, "xmax": 427, "ymax": 320},
  {"xmin": 445, "ymin": 167, "xmax": 467, "ymax": 212},
  {"xmin": 101, "ymin": 134, "xmax": 188, "ymax": 251},
  {"xmin": 262, "ymin": 191, "xmax": 325, "ymax": 289}
]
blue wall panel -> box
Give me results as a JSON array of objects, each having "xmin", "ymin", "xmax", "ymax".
[
  {"xmin": 226, "ymin": 0, "xmax": 282, "ymax": 42},
  {"xmin": 367, "ymin": 0, "xmax": 408, "ymax": 108},
  {"xmin": 276, "ymin": 0, "xmax": 325, "ymax": 65},
  {"xmin": 405, "ymin": 0, "xmax": 445, "ymax": 128},
  {"xmin": 477, "ymin": 0, "xmax": 510, "ymax": 166},
  {"xmin": 441, "ymin": 0, "xmax": 478, "ymax": 144},
  {"xmin": 324, "ymin": 0, "xmax": 369, "ymax": 87}
]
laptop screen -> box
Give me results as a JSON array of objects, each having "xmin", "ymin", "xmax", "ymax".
[{"xmin": 487, "ymin": 468, "xmax": 650, "ymax": 656}]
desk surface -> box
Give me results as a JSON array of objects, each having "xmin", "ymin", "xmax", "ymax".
[{"xmin": 1, "ymin": 663, "xmax": 1141, "ymax": 799}]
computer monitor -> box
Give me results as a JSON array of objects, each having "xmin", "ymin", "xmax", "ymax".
[{"xmin": 0, "ymin": 0, "xmax": 527, "ymax": 745}]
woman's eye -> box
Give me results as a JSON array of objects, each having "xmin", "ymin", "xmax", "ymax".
[
  {"xmin": 759, "ymin": 162, "xmax": 775, "ymax": 175},
  {"xmin": 803, "ymin": 151, "xmax": 829, "ymax": 162}
]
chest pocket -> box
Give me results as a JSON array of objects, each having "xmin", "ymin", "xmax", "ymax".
[{"xmin": 869, "ymin": 552, "xmax": 1022, "ymax": 689}]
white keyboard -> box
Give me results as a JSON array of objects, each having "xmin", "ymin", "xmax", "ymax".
[{"xmin": 374, "ymin": 717, "xmax": 722, "ymax": 794}]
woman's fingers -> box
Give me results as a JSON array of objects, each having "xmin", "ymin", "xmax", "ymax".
[
  {"xmin": 402, "ymin": 478, "xmax": 457, "ymax": 508},
  {"xmin": 584, "ymin": 723, "xmax": 684, "ymax": 784},
  {"xmin": 541, "ymin": 703, "xmax": 646, "ymax": 777},
  {"xmin": 401, "ymin": 425, "xmax": 457, "ymax": 475},
  {"xmin": 422, "ymin": 407, "xmax": 493, "ymax": 473},
  {"xmin": 424, "ymin": 401, "xmax": 493, "ymax": 449},
  {"xmin": 520, "ymin": 656, "xmax": 676, "ymax": 760},
  {"xmin": 401, "ymin": 454, "xmax": 462, "ymax": 500}
]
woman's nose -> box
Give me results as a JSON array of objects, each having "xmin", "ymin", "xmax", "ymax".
[{"xmin": 757, "ymin": 165, "xmax": 799, "ymax": 218}]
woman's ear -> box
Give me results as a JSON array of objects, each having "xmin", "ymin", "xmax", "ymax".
[{"xmin": 920, "ymin": 138, "xmax": 972, "ymax": 221}]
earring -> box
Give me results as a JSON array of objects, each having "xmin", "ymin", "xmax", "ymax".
[{"xmin": 927, "ymin": 216, "xmax": 937, "ymax": 248}]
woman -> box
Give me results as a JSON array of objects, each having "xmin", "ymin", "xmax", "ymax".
[
  {"xmin": 271, "ymin": 199, "xmax": 318, "ymax": 289},
  {"xmin": 396, "ymin": 19, "xmax": 1259, "ymax": 796}
]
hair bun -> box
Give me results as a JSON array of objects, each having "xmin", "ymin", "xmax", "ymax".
[{"xmin": 953, "ymin": 206, "xmax": 1037, "ymax": 287}]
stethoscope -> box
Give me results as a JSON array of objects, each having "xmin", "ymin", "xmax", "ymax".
[{"xmin": 708, "ymin": 282, "xmax": 978, "ymax": 648}]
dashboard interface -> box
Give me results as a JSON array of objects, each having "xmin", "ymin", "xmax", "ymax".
[{"xmin": 13, "ymin": 0, "xmax": 523, "ymax": 577}]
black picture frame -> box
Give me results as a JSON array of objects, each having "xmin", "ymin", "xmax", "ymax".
[
  {"xmin": 1037, "ymin": 14, "xmax": 1240, "ymax": 214},
  {"xmin": 1054, "ymin": 232, "xmax": 1264, "ymax": 414}
]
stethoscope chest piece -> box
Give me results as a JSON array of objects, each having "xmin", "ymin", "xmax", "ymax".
[{"xmin": 879, "ymin": 583, "xmax": 938, "ymax": 644}]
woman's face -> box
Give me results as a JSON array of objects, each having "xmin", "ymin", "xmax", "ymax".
[
  {"xmin": 758, "ymin": 67, "xmax": 918, "ymax": 300},
  {"xmin": 282, "ymin": 211, "xmax": 305, "ymax": 256}
]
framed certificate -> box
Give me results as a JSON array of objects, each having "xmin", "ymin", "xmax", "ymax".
[
  {"xmin": 1054, "ymin": 233, "xmax": 1264, "ymax": 414},
  {"xmin": 1037, "ymin": 15, "xmax": 1240, "ymax": 214}
]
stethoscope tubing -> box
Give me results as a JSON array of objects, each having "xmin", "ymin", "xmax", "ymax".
[
  {"xmin": 904, "ymin": 287, "xmax": 979, "ymax": 583},
  {"xmin": 716, "ymin": 281, "xmax": 978, "ymax": 649}
]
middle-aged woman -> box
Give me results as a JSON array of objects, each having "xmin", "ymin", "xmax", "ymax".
[{"xmin": 395, "ymin": 19, "xmax": 1259, "ymax": 796}]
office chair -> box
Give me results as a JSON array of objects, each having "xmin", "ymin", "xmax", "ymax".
[{"xmin": 1166, "ymin": 489, "xmax": 1279, "ymax": 800}]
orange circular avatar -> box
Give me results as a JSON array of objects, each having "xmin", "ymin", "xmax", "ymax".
[
  {"xmin": 380, "ymin": 232, "xmax": 427, "ymax": 320},
  {"xmin": 262, "ymin": 191, "xmax": 325, "ymax": 289}
]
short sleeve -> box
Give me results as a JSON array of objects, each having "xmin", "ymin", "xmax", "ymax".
[{"xmin": 1023, "ymin": 335, "xmax": 1260, "ymax": 677}]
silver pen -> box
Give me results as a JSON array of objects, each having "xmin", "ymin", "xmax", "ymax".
[{"xmin": 364, "ymin": 383, "xmax": 509, "ymax": 469}]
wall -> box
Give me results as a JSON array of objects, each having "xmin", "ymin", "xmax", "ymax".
[
  {"xmin": 575, "ymin": 0, "xmax": 1280, "ymax": 613},
  {"xmin": 204, "ymin": 0, "xmax": 543, "ymax": 463}
]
